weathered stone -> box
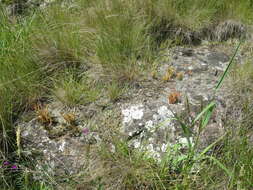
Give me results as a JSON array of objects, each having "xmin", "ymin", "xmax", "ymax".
[
  {"xmin": 18, "ymin": 105, "xmax": 94, "ymax": 178},
  {"xmin": 121, "ymin": 45, "xmax": 234, "ymax": 161},
  {"xmin": 18, "ymin": 41, "xmax": 250, "ymax": 180}
]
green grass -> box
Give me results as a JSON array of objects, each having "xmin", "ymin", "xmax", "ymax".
[
  {"xmin": 52, "ymin": 72, "xmax": 101, "ymax": 106},
  {"xmin": 85, "ymin": 140, "xmax": 173, "ymax": 189},
  {"xmin": 0, "ymin": 9, "xmax": 44, "ymax": 153},
  {"xmin": 1, "ymin": 0, "xmax": 253, "ymax": 189},
  {"xmin": 81, "ymin": 0, "xmax": 153, "ymax": 81},
  {"xmin": 107, "ymin": 81, "xmax": 127, "ymax": 102}
]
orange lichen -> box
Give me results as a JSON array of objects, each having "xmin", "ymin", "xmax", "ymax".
[
  {"xmin": 185, "ymin": 70, "xmax": 193, "ymax": 76},
  {"xmin": 168, "ymin": 91, "xmax": 181, "ymax": 104}
]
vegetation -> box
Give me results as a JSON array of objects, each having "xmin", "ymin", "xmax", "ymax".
[{"xmin": 0, "ymin": 0, "xmax": 253, "ymax": 189}]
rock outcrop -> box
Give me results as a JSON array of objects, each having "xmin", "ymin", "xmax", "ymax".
[{"xmin": 18, "ymin": 41, "xmax": 248, "ymax": 181}]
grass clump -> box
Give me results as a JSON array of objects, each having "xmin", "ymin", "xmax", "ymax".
[
  {"xmin": 86, "ymin": 140, "xmax": 171, "ymax": 190},
  {"xmin": 83, "ymin": 0, "xmax": 153, "ymax": 81},
  {"xmin": 0, "ymin": 9, "xmax": 44, "ymax": 153},
  {"xmin": 53, "ymin": 73, "xmax": 100, "ymax": 106},
  {"xmin": 107, "ymin": 81, "xmax": 127, "ymax": 102},
  {"xmin": 30, "ymin": 5, "xmax": 88, "ymax": 74},
  {"xmin": 138, "ymin": 0, "xmax": 253, "ymax": 44}
]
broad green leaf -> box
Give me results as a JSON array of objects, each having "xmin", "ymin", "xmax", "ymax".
[
  {"xmin": 193, "ymin": 101, "xmax": 216, "ymax": 124},
  {"xmin": 201, "ymin": 104, "xmax": 215, "ymax": 130}
]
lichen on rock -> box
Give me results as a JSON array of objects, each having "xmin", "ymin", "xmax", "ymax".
[{"xmin": 18, "ymin": 41, "xmax": 247, "ymax": 179}]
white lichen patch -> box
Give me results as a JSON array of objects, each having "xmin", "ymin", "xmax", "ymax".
[
  {"xmin": 110, "ymin": 144, "xmax": 116, "ymax": 153},
  {"xmin": 125, "ymin": 105, "xmax": 179, "ymax": 162},
  {"xmin": 161, "ymin": 143, "xmax": 167, "ymax": 152},
  {"xmin": 157, "ymin": 106, "xmax": 174, "ymax": 118},
  {"xmin": 122, "ymin": 104, "xmax": 144, "ymax": 124},
  {"xmin": 178, "ymin": 137, "xmax": 194, "ymax": 147},
  {"xmin": 146, "ymin": 144, "xmax": 154, "ymax": 153},
  {"xmin": 59, "ymin": 141, "xmax": 66, "ymax": 152},
  {"xmin": 148, "ymin": 106, "xmax": 175, "ymax": 131},
  {"xmin": 132, "ymin": 140, "xmax": 141, "ymax": 149},
  {"xmin": 156, "ymin": 106, "xmax": 175, "ymax": 128},
  {"xmin": 145, "ymin": 120, "xmax": 155, "ymax": 132}
]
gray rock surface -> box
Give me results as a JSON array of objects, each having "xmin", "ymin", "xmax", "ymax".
[
  {"xmin": 121, "ymin": 45, "xmax": 232, "ymax": 161},
  {"xmin": 18, "ymin": 42, "xmax": 248, "ymax": 179},
  {"xmin": 19, "ymin": 104, "xmax": 101, "ymax": 178}
]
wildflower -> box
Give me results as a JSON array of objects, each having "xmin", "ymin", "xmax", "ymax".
[
  {"xmin": 82, "ymin": 128, "xmax": 89, "ymax": 135},
  {"xmin": 11, "ymin": 165, "xmax": 18, "ymax": 170},
  {"xmin": 3, "ymin": 161, "xmax": 10, "ymax": 166}
]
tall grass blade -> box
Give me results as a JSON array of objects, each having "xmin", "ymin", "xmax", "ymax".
[
  {"xmin": 215, "ymin": 41, "xmax": 242, "ymax": 90},
  {"xmin": 193, "ymin": 101, "xmax": 216, "ymax": 124}
]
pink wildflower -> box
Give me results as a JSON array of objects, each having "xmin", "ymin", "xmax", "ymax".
[
  {"xmin": 82, "ymin": 128, "xmax": 89, "ymax": 135},
  {"xmin": 11, "ymin": 165, "xmax": 18, "ymax": 170},
  {"xmin": 3, "ymin": 161, "xmax": 10, "ymax": 166}
]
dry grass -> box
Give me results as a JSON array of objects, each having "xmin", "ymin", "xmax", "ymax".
[{"xmin": 34, "ymin": 104, "xmax": 53, "ymax": 126}]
